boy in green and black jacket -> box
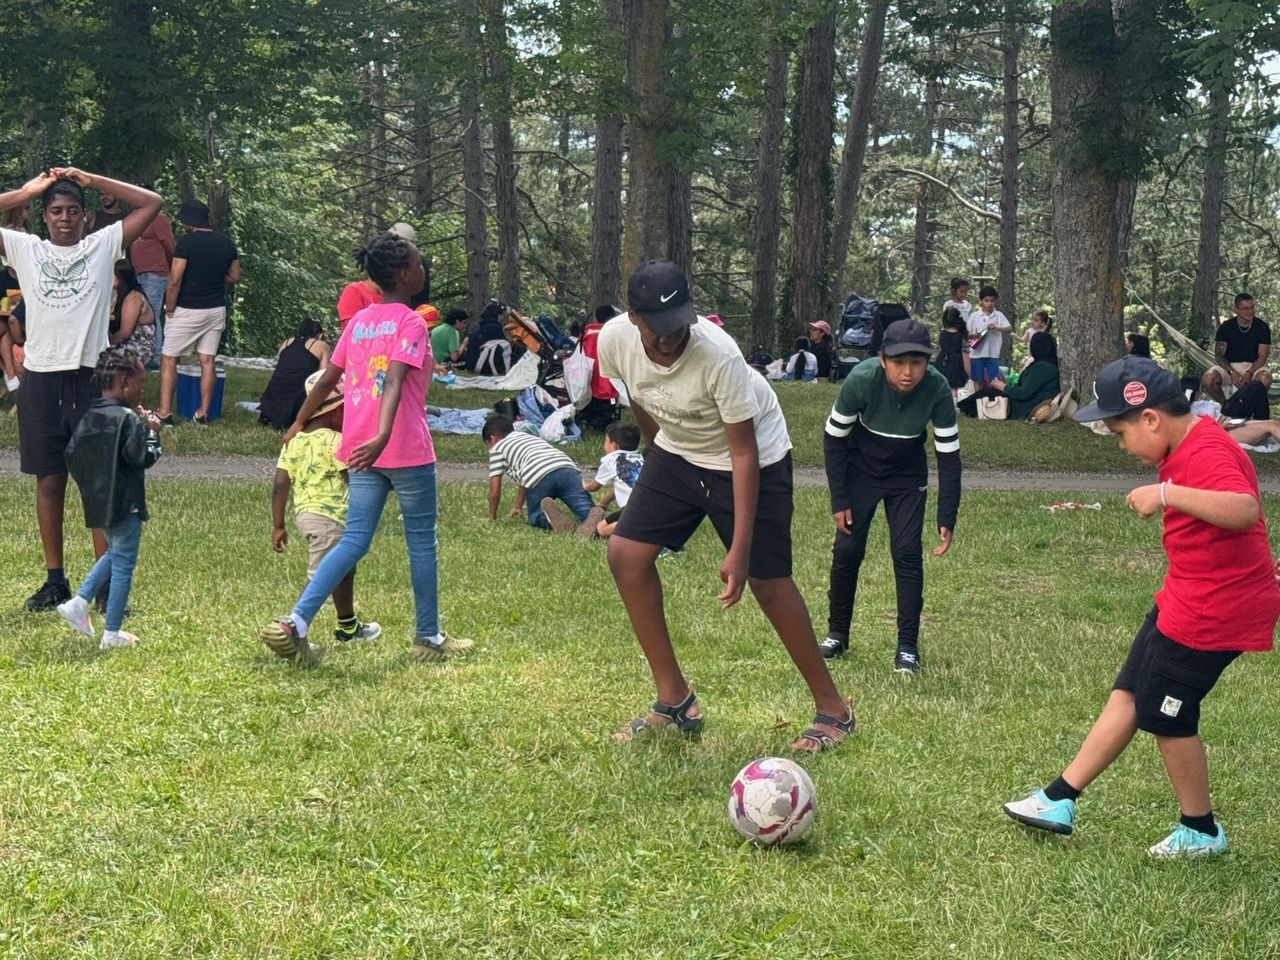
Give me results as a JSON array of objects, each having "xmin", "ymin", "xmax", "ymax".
[{"xmin": 821, "ymin": 319, "xmax": 962, "ymax": 673}]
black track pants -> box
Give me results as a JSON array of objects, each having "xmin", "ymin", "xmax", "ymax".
[{"xmin": 827, "ymin": 483, "xmax": 926, "ymax": 647}]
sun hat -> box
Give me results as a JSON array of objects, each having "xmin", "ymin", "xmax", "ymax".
[
  {"xmin": 303, "ymin": 370, "xmax": 343, "ymax": 421},
  {"xmin": 178, "ymin": 200, "xmax": 210, "ymax": 228}
]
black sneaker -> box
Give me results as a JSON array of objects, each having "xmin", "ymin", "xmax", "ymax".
[
  {"xmin": 26, "ymin": 579, "xmax": 71, "ymax": 612},
  {"xmin": 819, "ymin": 632, "xmax": 848, "ymax": 660},
  {"xmin": 893, "ymin": 647, "xmax": 921, "ymax": 674},
  {"xmin": 157, "ymin": 414, "xmax": 175, "ymax": 426},
  {"xmin": 93, "ymin": 586, "xmax": 132, "ymax": 619}
]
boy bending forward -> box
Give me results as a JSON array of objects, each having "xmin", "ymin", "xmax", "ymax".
[{"xmin": 1004, "ymin": 356, "xmax": 1280, "ymax": 857}]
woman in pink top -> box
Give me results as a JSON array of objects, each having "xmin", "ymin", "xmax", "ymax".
[{"xmin": 262, "ymin": 231, "xmax": 472, "ymax": 664}]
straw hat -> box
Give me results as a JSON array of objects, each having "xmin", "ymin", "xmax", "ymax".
[{"xmin": 304, "ymin": 370, "xmax": 343, "ymax": 421}]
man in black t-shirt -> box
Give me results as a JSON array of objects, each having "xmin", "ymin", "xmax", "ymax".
[
  {"xmin": 1202, "ymin": 293, "xmax": 1272, "ymax": 404},
  {"xmin": 156, "ymin": 200, "xmax": 240, "ymax": 424}
]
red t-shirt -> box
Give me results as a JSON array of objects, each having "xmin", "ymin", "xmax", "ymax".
[
  {"xmin": 580, "ymin": 321, "xmax": 619, "ymax": 401},
  {"xmin": 1155, "ymin": 416, "xmax": 1279, "ymax": 652},
  {"xmin": 336, "ymin": 281, "xmax": 381, "ymax": 328}
]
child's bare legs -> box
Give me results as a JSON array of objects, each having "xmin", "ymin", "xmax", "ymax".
[
  {"xmin": 1157, "ymin": 734, "xmax": 1212, "ymax": 817},
  {"xmin": 748, "ymin": 575, "xmax": 851, "ymax": 750},
  {"xmin": 597, "ymin": 518, "xmax": 617, "ymax": 537},
  {"xmin": 1060, "ymin": 689, "xmax": 1139, "ymax": 791},
  {"xmin": 0, "ymin": 328, "xmax": 17, "ymax": 385},
  {"xmin": 608, "ymin": 535, "xmax": 699, "ymax": 720},
  {"xmin": 331, "ymin": 568, "xmax": 356, "ymax": 621},
  {"xmin": 1225, "ymin": 419, "xmax": 1280, "ymax": 446}
]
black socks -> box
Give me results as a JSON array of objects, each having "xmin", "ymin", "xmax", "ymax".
[
  {"xmin": 1181, "ymin": 811, "xmax": 1218, "ymax": 837},
  {"xmin": 47, "ymin": 567, "xmax": 66, "ymax": 585},
  {"xmin": 1044, "ymin": 776, "xmax": 1081, "ymax": 803}
]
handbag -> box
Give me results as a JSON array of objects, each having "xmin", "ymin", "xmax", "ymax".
[{"xmin": 976, "ymin": 396, "xmax": 1009, "ymax": 420}]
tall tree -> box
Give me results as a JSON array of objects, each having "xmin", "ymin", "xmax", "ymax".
[
  {"xmin": 787, "ymin": 7, "xmax": 838, "ymax": 331},
  {"xmin": 623, "ymin": 0, "xmax": 669, "ymax": 276},
  {"xmin": 909, "ymin": 38, "xmax": 942, "ymax": 317},
  {"xmin": 1048, "ymin": 0, "xmax": 1127, "ymax": 393},
  {"xmin": 998, "ymin": 0, "xmax": 1021, "ymax": 341},
  {"xmin": 1191, "ymin": 85, "xmax": 1231, "ymax": 338},
  {"xmin": 459, "ymin": 16, "xmax": 491, "ymax": 320},
  {"xmin": 589, "ymin": 0, "xmax": 626, "ymax": 311},
  {"xmin": 750, "ymin": 32, "xmax": 792, "ymax": 351},
  {"xmin": 828, "ymin": 0, "xmax": 890, "ymax": 308},
  {"xmin": 486, "ymin": 0, "xmax": 521, "ymax": 306}
]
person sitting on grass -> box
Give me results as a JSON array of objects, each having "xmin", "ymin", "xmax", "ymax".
[
  {"xmin": 257, "ymin": 318, "xmax": 329, "ymax": 430},
  {"xmin": 957, "ymin": 331, "xmax": 1060, "ymax": 420},
  {"xmin": 1003, "ymin": 356, "xmax": 1280, "ymax": 858},
  {"xmin": 821, "ymin": 319, "xmax": 961, "ymax": 673},
  {"xmin": 598, "ymin": 258, "xmax": 855, "ymax": 752},
  {"xmin": 783, "ymin": 336, "xmax": 817, "ymax": 382},
  {"xmin": 581, "ymin": 421, "xmax": 644, "ymax": 538},
  {"xmin": 56, "ymin": 348, "xmax": 163, "ymax": 650},
  {"xmin": 263, "ymin": 229, "xmax": 471, "ymax": 665},
  {"xmin": 271, "ymin": 370, "xmax": 380, "ymax": 645},
  {"xmin": 483, "ymin": 413, "xmax": 596, "ymax": 534}
]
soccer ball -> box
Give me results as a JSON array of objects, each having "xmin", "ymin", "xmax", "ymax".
[{"xmin": 727, "ymin": 757, "xmax": 817, "ymax": 846}]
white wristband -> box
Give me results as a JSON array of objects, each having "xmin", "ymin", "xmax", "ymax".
[{"xmin": 1160, "ymin": 481, "xmax": 1170, "ymax": 508}]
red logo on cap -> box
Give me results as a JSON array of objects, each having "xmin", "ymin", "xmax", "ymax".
[{"xmin": 1122, "ymin": 381, "xmax": 1147, "ymax": 405}]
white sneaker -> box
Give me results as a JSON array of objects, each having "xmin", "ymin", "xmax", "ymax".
[
  {"xmin": 99, "ymin": 630, "xmax": 138, "ymax": 651},
  {"xmin": 57, "ymin": 596, "xmax": 95, "ymax": 638},
  {"xmin": 1148, "ymin": 823, "xmax": 1228, "ymax": 859}
]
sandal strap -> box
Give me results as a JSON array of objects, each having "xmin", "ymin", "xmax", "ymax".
[
  {"xmin": 650, "ymin": 690, "xmax": 701, "ymax": 732},
  {"xmin": 811, "ymin": 710, "xmax": 856, "ymax": 734}
]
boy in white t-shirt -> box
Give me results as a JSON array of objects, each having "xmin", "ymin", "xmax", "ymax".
[
  {"xmin": 597, "ymin": 259, "xmax": 855, "ymax": 753},
  {"xmin": 0, "ymin": 168, "xmax": 162, "ymax": 613},
  {"xmin": 582, "ymin": 420, "xmax": 644, "ymax": 538},
  {"xmin": 966, "ymin": 284, "xmax": 1012, "ymax": 387}
]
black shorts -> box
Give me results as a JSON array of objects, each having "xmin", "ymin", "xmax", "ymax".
[
  {"xmin": 17, "ymin": 367, "xmax": 99, "ymax": 477},
  {"xmin": 1114, "ymin": 608, "xmax": 1239, "ymax": 737},
  {"xmin": 615, "ymin": 445, "xmax": 794, "ymax": 579}
]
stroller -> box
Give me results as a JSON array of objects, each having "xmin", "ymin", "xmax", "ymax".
[
  {"xmin": 504, "ymin": 308, "xmax": 573, "ymax": 405},
  {"xmin": 833, "ymin": 295, "xmax": 911, "ymax": 380}
]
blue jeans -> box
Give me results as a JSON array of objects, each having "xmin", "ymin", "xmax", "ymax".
[
  {"xmin": 969, "ymin": 357, "xmax": 1001, "ymax": 386},
  {"xmin": 137, "ymin": 272, "xmax": 168, "ymax": 363},
  {"xmin": 526, "ymin": 466, "xmax": 594, "ymax": 528},
  {"xmin": 78, "ymin": 514, "xmax": 143, "ymax": 632},
  {"xmin": 292, "ymin": 463, "xmax": 439, "ymax": 636}
]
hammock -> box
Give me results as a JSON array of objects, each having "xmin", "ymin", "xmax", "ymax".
[{"xmin": 1123, "ymin": 282, "xmax": 1218, "ymax": 371}]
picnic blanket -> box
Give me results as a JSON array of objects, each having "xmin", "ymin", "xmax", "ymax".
[{"xmin": 445, "ymin": 352, "xmax": 538, "ymax": 392}]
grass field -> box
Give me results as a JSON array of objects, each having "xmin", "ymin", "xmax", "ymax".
[
  {"xmin": 2, "ymin": 477, "xmax": 1279, "ymax": 958},
  {"xmin": 7, "ymin": 366, "xmax": 1276, "ymax": 476}
]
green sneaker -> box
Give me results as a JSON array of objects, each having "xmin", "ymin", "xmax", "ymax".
[
  {"xmin": 411, "ymin": 633, "xmax": 475, "ymax": 662},
  {"xmin": 1148, "ymin": 823, "xmax": 1228, "ymax": 859}
]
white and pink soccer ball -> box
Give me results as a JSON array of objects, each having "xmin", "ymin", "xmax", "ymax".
[{"xmin": 727, "ymin": 757, "xmax": 817, "ymax": 846}]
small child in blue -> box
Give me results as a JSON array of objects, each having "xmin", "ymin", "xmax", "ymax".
[
  {"xmin": 582, "ymin": 421, "xmax": 645, "ymax": 537},
  {"xmin": 57, "ymin": 348, "xmax": 162, "ymax": 650}
]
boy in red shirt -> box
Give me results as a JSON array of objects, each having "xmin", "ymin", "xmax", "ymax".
[{"xmin": 1003, "ymin": 356, "xmax": 1280, "ymax": 858}]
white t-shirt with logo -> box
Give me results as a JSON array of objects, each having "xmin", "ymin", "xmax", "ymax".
[
  {"xmin": 597, "ymin": 315, "xmax": 792, "ymax": 471},
  {"xmin": 1, "ymin": 222, "xmax": 124, "ymax": 372},
  {"xmin": 595, "ymin": 448, "xmax": 645, "ymax": 507}
]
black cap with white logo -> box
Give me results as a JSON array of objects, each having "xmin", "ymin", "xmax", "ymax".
[
  {"xmin": 627, "ymin": 259, "xmax": 697, "ymax": 336},
  {"xmin": 1072, "ymin": 355, "xmax": 1183, "ymax": 422},
  {"xmin": 880, "ymin": 319, "xmax": 933, "ymax": 357}
]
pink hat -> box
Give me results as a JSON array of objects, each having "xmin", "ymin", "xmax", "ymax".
[
  {"xmin": 807, "ymin": 320, "xmax": 833, "ymax": 337},
  {"xmin": 705, "ymin": 313, "xmax": 725, "ymax": 327}
]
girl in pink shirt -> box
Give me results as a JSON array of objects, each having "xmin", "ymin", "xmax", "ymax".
[{"xmin": 262, "ymin": 231, "xmax": 472, "ymax": 664}]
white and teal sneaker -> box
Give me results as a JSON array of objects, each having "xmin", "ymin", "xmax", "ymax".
[
  {"xmin": 1148, "ymin": 823, "xmax": 1228, "ymax": 859},
  {"xmin": 1002, "ymin": 789, "xmax": 1076, "ymax": 835}
]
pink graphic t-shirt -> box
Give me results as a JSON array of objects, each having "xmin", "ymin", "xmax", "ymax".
[{"xmin": 330, "ymin": 302, "xmax": 435, "ymax": 469}]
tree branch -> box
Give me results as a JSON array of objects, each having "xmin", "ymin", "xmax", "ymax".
[{"xmin": 882, "ymin": 167, "xmax": 1002, "ymax": 222}]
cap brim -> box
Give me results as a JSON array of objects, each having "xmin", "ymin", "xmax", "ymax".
[
  {"xmin": 881, "ymin": 342, "xmax": 932, "ymax": 357},
  {"xmin": 1071, "ymin": 399, "xmax": 1116, "ymax": 423},
  {"xmin": 307, "ymin": 396, "xmax": 343, "ymax": 420},
  {"xmin": 634, "ymin": 301, "xmax": 696, "ymax": 336}
]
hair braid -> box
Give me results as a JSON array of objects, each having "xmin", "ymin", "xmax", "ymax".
[
  {"xmin": 93, "ymin": 345, "xmax": 144, "ymax": 391},
  {"xmin": 353, "ymin": 231, "xmax": 413, "ymax": 289}
]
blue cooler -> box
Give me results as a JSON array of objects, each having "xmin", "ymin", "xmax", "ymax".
[{"xmin": 176, "ymin": 365, "xmax": 227, "ymax": 421}]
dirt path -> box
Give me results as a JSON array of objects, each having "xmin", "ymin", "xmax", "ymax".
[{"xmin": 4, "ymin": 450, "xmax": 1263, "ymax": 494}]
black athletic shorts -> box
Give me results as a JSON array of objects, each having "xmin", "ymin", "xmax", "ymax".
[
  {"xmin": 18, "ymin": 367, "xmax": 99, "ymax": 477},
  {"xmin": 615, "ymin": 445, "xmax": 794, "ymax": 579},
  {"xmin": 1114, "ymin": 608, "xmax": 1239, "ymax": 738}
]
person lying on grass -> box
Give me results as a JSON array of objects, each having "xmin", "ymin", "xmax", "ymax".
[
  {"xmin": 1003, "ymin": 356, "xmax": 1280, "ymax": 858},
  {"xmin": 271, "ymin": 369, "xmax": 380, "ymax": 646},
  {"xmin": 597, "ymin": 258, "xmax": 855, "ymax": 752}
]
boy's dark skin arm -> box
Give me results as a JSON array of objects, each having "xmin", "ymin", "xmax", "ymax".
[
  {"xmin": 271, "ymin": 470, "xmax": 291, "ymax": 551},
  {"xmin": 487, "ymin": 475, "xmax": 503, "ymax": 520},
  {"xmin": 630, "ymin": 403, "xmax": 662, "ymax": 446},
  {"xmin": 348, "ymin": 361, "xmax": 409, "ymax": 471},
  {"xmin": 52, "ymin": 168, "xmax": 161, "ymax": 247},
  {"xmin": 721, "ymin": 419, "xmax": 760, "ymax": 609},
  {"xmin": 512, "ymin": 485, "xmax": 527, "ymax": 517}
]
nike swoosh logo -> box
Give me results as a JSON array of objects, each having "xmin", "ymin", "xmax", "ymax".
[{"xmin": 659, "ymin": 290, "xmax": 678, "ymax": 303}]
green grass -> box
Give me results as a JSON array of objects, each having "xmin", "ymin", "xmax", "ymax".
[
  {"xmin": 4, "ymin": 367, "xmax": 1279, "ymax": 477},
  {"xmin": 2, "ymin": 478, "xmax": 1279, "ymax": 957}
]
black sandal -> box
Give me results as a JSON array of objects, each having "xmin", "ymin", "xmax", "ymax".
[
  {"xmin": 793, "ymin": 700, "xmax": 857, "ymax": 752},
  {"xmin": 616, "ymin": 690, "xmax": 703, "ymax": 741}
]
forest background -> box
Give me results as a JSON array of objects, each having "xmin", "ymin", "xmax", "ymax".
[{"xmin": 0, "ymin": 0, "xmax": 1277, "ymax": 394}]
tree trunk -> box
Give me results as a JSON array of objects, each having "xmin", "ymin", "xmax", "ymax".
[
  {"xmin": 750, "ymin": 35, "xmax": 791, "ymax": 353},
  {"xmin": 554, "ymin": 115, "xmax": 572, "ymax": 306},
  {"xmin": 459, "ymin": 20, "xmax": 490, "ymax": 320},
  {"xmin": 1191, "ymin": 86, "xmax": 1230, "ymax": 340},
  {"xmin": 173, "ymin": 151, "xmax": 197, "ymax": 205},
  {"xmin": 787, "ymin": 8, "xmax": 838, "ymax": 332},
  {"xmin": 487, "ymin": 0, "xmax": 520, "ymax": 307},
  {"xmin": 1112, "ymin": 0, "xmax": 1146, "ymax": 275},
  {"xmin": 102, "ymin": 0, "xmax": 160, "ymax": 182},
  {"xmin": 997, "ymin": 3, "xmax": 1020, "ymax": 359},
  {"xmin": 361, "ymin": 62, "xmax": 388, "ymax": 235},
  {"xmin": 1049, "ymin": 0, "xmax": 1126, "ymax": 395},
  {"xmin": 413, "ymin": 97, "xmax": 434, "ymax": 217},
  {"xmin": 665, "ymin": 166, "xmax": 693, "ymax": 279},
  {"xmin": 827, "ymin": 0, "xmax": 889, "ymax": 308},
  {"xmin": 623, "ymin": 0, "xmax": 669, "ymax": 279},
  {"xmin": 588, "ymin": 0, "xmax": 626, "ymax": 312},
  {"xmin": 910, "ymin": 39, "xmax": 941, "ymax": 317}
]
